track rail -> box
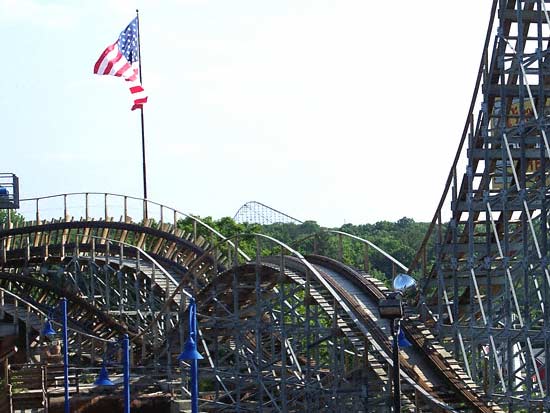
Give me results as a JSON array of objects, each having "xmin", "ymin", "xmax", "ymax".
[
  {"xmin": 0, "ymin": 195, "xmax": 506, "ymax": 410},
  {"xmin": 267, "ymin": 255, "xmax": 456, "ymax": 412},
  {"xmin": 305, "ymin": 255, "xmax": 503, "ymax": 413}
]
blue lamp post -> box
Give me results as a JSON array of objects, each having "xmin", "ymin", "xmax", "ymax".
[
  {"xmin": 94, "ymin": 364, "xmax": 115, "ymax": 386},
  {"xmin": 397, "ymin": 325, "xmax": 413, "ymax": 348},
  {"xmin": 122, "ymin": 334, "xmax": 130, "ymax": 413},
  {"xmin": 391, "ymin": 273, "xmax": 416, "ymax": 412},
  {"xmin": 93, "ymin": 334, "xmax": 131, "ymax": 413},
  {"xmin": 178, "ymin": 297, "xmax": 203, "ymax": 413},
  {"xmin": 378, "ymin": 273, "xmax": 416, "ymax": 412},
  {"xmin": 42, "ymin": 297, "xmax": 70, "ymax": 413}
]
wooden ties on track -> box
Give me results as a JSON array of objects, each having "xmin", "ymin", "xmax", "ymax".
[
  {"xmin": 0, "ymin": 213, "xmax": 505, "ymax": 411},
  {"xmin": 304, "ymin": 255, "xmax": 504, "ymax": 413}
]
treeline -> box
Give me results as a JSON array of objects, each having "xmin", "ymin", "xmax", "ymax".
[
  {"xmin": 177, "ymin": 216, "xmax": 435, "ymax": 283},
  {"xmin": 0, "ymin": 210, "xmax": 24, "ymax": 227},
  {"xmin": 0, "ymin": 209, "xmax": 435, "ymax": 283}
]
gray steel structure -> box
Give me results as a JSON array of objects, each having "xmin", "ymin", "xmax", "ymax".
[
  {"xmin": 6, "ymin": 2, "xmax": 548, "ymax": 411},
  {"xmin": 410, "ymin": 0, "xmax": 550, "ymax": 410},
  {"xmin": 234, "ymin": 201, "xmax": 303, "ymax": 225},
  {"xmin": 0, "ymin": 193, "xmax": 502, "ymax": 412}
]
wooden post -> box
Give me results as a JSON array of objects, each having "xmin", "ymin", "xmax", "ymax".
[
  {"xmin": 0, "ymin": 238, "xmax": 5, "ymax": 265},
  {"xmin": 364, "ymin": 243, "xmax": 370, "ymax": 273},
  {"xmin": 63, "ymin": 194, "xmax": 68, "ymax": 222},
  {"xmin": 36, "ymin": 199, "xmax": 40, "ymax": 224},
  {"xmin": 3, "ymin": 359, "xmax": 8, "ymax": 389},
  {"xmin": 104, "ymin": 194, "xmax": 108, "ymax": 221},
  {"xmin": 85, "ymin": 193, "xmax": 89, "ymax": 220},
  {"xmin": 25, "ymin": 236, "xmax": 30, "ymax": 262}
]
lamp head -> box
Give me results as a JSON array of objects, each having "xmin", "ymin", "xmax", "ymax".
[
  {"xmin": 42, "ymin": 319, "xmax": 56, "ymax": 337},
  {"xmin": 397, "ymin": 327, "xmax": 413, "ymax": 348},
  {"xmin": 94, "ymin": 365, "xmax": 115, "ymax": 386},
  {"xmin": 393, "ymin": 273, "xmax": 416, "ymax": 293},
  {"xmin": 178, "ymin": 335, "xmax": 203, "ymax": 361}
]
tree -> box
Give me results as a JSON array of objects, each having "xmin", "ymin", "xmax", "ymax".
[
  {"xmin": 175, "ymin": 215, "xmax": 434, "ymax": 284},
  {"xmin": 0, "ymin": 210, "xmax": 25, "ymax": 227}
]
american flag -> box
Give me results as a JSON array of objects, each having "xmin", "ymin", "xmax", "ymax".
[{"xmin": 93, "ymin": 17, "xmax": 148, "ymax": 111}]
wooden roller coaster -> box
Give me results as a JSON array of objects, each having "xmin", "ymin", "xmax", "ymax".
[
  {"xmin": 0, "ymin": 193, "xmax": 502, "ymax": 412},
  {"xmin": 3, "ymin": 0, "xmax": 550, "ymax": 411}
]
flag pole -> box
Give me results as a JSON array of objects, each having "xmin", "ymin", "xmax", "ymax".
[{"xmin": 136, "ymin": 9, "xmax": 148, "ymax": 217}]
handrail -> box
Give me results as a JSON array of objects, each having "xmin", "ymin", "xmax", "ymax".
[
  {"xmin": 291, "ymin": 228, "xmax": 408, "ymax": 274},
  {"xmin": 0, "ymin": 287, "xmax": 116, "ymax": 344},
  {"xmin": 253, "ymin": 233, "xmax": 458, "ymax": 412},
  {"xmin": 0, "ymin": 231, "xmax": 191, "ymax": 300},
  {"xmin": 0, "ymin": 230, "xmax": 193, "ymax": 351},
  {"xmin": 328, "ymin": 230, "xmax": 409, "ymax": 272},
  {"xmin": 16, "ymin": 192, "xmax": 251, "ymax": 262},
  {"xmin": 76, "ymin": 233, "xmax": 192, "ymax": 300}
]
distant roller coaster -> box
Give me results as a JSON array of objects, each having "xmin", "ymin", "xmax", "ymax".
[{"xmin": 234, "ymin": 200, "xmax": 303, "ymax": 225}]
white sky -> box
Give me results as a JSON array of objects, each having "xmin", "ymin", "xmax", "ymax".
[{"xmin": 0, "ymin": 0, "xmax": 494, "ymax": 227}]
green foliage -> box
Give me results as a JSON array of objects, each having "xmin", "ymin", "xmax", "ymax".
[
  {"xmin": 265, "ymin": 217, "xmax": 432, "ymax": 282},
  {"xmin": 0, "ymin": 210, "xmax": 25, "ymax": 227},
  {"xmin": 176, "ymin": 216, "xmax": 264, "ymax": 259},
  {"xmin": 176, "ymin": 215, "xmax": 434, "ymax": 284}
]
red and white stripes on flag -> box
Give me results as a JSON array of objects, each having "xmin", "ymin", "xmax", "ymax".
[
  {"xmin": 94, "ymin": 43, "xmax": 147, "ymax": 110},
  {"xmin": 93, "ymin": 18, "xmax": 147, "ymax": 111}
]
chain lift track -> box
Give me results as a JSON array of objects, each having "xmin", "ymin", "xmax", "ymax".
[{"xmin": 406, "ymin": 0, "xmax": 550, "ymax": 410}]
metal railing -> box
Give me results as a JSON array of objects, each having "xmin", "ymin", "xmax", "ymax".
[
  {"xmin": 292, "ymin": 228, "xmax": 408, "ymax": 279},
  {"xmin": 5, "ymin": 192, "xmax": 250, "ymax": 261}
]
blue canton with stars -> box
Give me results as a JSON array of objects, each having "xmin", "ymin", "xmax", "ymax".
[{"xmin": 118, "ymin": 17, "xmax": 139, "ymax": 64}]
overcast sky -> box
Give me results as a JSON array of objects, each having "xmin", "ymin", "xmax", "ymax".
[{"xmin": 1, "ymin": 0, "xmax": 494, "ymax": 227}]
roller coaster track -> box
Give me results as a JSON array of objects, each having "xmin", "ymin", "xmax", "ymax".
[
  {"xmin": 5, "ymin": 4, "xmax": 537, "ymax": 406},
  {"xmin": 399, "ymin": 0, "xmax": 550, "ymax": 409},
  {"xmin": 0, "ymin": 192, "xmax": 503, "ymax": 411},
  {"xmin": 1, "ymin": 1, "xmax": 547, "ymax": 411},
  {"xmin": 259, "ymin": 253, "xmax": 499, "ymax": 412},
  {"xmin": 302, "ymin": 255, "xmax": 501, "ymax": 413}
]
